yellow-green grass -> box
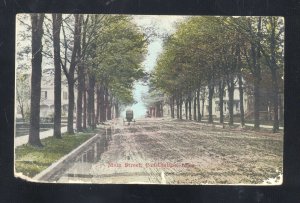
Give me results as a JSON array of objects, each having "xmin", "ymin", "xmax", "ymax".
[{"xmin": 15, "ymin": 129, "xmax": 96, "ymax": 178}]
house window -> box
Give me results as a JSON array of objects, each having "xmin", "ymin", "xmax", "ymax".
[
  {"xmin": 41, "ymin": 91, "xmax": 47, "ymax": 100},
  {"xmin": 63, "ymin": 91, "xmax": 68, "ymax": 100}
]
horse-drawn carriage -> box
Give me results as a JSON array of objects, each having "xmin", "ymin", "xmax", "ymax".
[{"xmin": 123, "ymin": 109, "xmax": 135, "ymax": 125}]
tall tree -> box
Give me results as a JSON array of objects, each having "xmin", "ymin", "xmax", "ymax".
[
  {"xmin": 28, "ymin": 13, "xmax": 45, "ymax": 147},
  {"xmin": 196, "ymin": 89, "xmax": 201, "ymax": 121},
  {"xmin": 218, "ymin": 79, "xmax": 225, "ymax": 124},
  {"xmin": 260, "ymin": 17, "xmax": 284, "ymax": 132},
  {"xmin": 230, "ymin": 17, "xmax": 264, "ymax": 129},
  {"xmin": 252, "ymin": 17, "xmax": 262, "ymax": 130},
  {"xmin": 236, "ymin": 34, "xmax": 245, "ymax": 126},
  {"xmin": 245, "ymin": 17, "xmax": 262, "ymax": 130},
  {"xmin": 61, "ymin": 14, "xmax": 81, "ymax": 134},
  {"xmin": 52, "ymin": 13, "xmax": 62, "ymax": 138},
  {"xmin": 76, "ymin": 15, "xmax": 85, "ymax": 132}
]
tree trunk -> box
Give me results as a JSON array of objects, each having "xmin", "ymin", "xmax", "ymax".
[
  {"xmin": 76, "ymin": 67, "xmax": 84, "ymax": 131},
  {"xmin": 197, "ymin": 89, "xmax": 201, "ymax": 122},
  {"xmin": 208, "ymin": 83, "xmax": 214, "ymax": 123},
  {"xmin": 253, "ymin": 77, "xmax": 260, "ymax": 130},
  {"xmin": 92, "ymin": 93, "xmax": 96, "ymax": 129},
  {"xmin": 185, "ymin": 99, "xmax": 188, "ymax": 120},
  {"xmin": 176, "ymin": 97, "xmax": 179, "ymax": 119},
  {"xmin": 103, "ymin": 87, "xmax": 108, "ymax": 120},
  {"xmin": 218, "ymin": 80, "xmax": 224, "ymax": 124},
  {"xmin": 75, "ymin": 15, "xmax": 84, "ymax": 132},
  {"xmin": 227, "ymin": 81, "xmax": 234, "ymax": 126},
  {"xmin": 188, "ymin": 97, "xmax": 192, "ymax": 120},
  {"xmin": 83, "ymin": 77, "xmax": 87, "ymax": 129},
  {"xmin": 161, "ymin": 102, "xmax": 164, "ymax": 117},
  {"xmin": 155, "ymin": 102, "xmax": 160, "ymax": 117},
  {"xmin": 170, "ymin": 96, "xmax": 175, "ymax": 118},
  {"xmin": 202, "ymin": 98, "xmax": 205, "ymax": 118},
  {"xmin": 270, "ymin": 17, "xmax": 280, "ymax": 133},
  {"xmin": 77, "ymin": 14, "xmax": 87, "ymax": 131},
  {"xmin": 96, "ymin": 85, "xmax": 100, "ymax": 124},
  {"xmin": 271, "ymin": 70, "xmax": 279, "ymax": 132},
  {"xmin": 100, "ymin": 85, "xmax": 105, "ymax": 122},
  {"xmin": 238, "ymin": 72, "xmax": 245, "ymax": 126},
  {"xmin": 115, "ymin": 102, "xmax": 119, "ymax": 118},
  {"xmin": 76, "ymin": 63, "xmax": 83, "ymax": 132},
  {"xmin": 28, "ymin": 14, "xmax": 45, "ymax": 147},
  {"xmin": 64, "ymin": 14, "xmax": 81, "ymax": 134},
  {"xmin": 169, "ymin": 97, "xmax": 172, "ymax": 118},
  {"xmin": 254, "ymin": 17, "xmax": 262, "ymax": 130},
  {"xmin": 52, "ymin": 14, "xmax": 62, "ymax": 138},
  {"xmin": 110, "ymin": 103, "xmax": 114, "ymax": 119},
  {"xmin": 193, "ymin": 95, "xmax": 197, "ymax": 121},
  {"xmin": 236, "ymin": 38, "xmax": 245, "ymax": 127},
  {"xmin": 87, "ymin": 75, "xmax": 95, "ymax": 128},
  {"xmin": 107, "ymin": 101, "xmax": 112, "ymax": 120},
  {"xmin": 67, "ymin": 79, "xmax": 75, "ymax": 134},
  {"xmin": 243, "ymin": 17, "xmax": 262, "ymax": 130},
  {"xmin": 105, "ymin": 88, "xmax": 111, "ymax": 120},
  {"xmin": 279, "ymin": 94, "xmax": 283, "ymax": 121},
  {"xmin": 179, "ymin": 95, "xmax": 182, "ymax": 119}
]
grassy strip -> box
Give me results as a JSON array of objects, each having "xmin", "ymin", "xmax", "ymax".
[{"xmin": 15, "ymin": 129, "xmax": 96, "ymax": 178}]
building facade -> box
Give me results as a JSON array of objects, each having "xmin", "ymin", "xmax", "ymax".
[{"xmin": 16, "ymin": 68, "xmax": 75, "ymax": 121}]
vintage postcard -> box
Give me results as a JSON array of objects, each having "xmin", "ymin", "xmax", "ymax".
[{"xmin": 15, "ymin": 14, "xmax": 284, "ymax": 184}]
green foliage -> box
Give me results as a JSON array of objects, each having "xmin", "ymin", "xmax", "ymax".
[
  {"xmin": 152, "ymin": 16, "xmax": 284, "ymax": 100},
  {"xmin": 85, "ymin": 15, "xmax": 148, "ymax": 106}
]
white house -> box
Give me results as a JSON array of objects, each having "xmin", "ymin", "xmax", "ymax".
[
  {"xmin": 39, "ymin": 68, "xmax": 72, "ymax": 118},
  {"xmin": 16, "ymin": 67, "xmax": 75, "ymax": 120}
]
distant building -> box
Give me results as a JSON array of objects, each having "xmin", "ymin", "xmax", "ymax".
[
  {"xmin": 202, "ymin": 86, "xmax": 249, "ymax": 119},
  {"xmin": 40, "ymin": 68, "xmax": 76, "ymax": 119},
  {"xmin": 16, "ymin": 68, "xmax": 76, "ymax": 121}
]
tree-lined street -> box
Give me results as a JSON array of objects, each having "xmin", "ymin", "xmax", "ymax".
[
  {"xmin": 151, "ymin": 16, "xmax": 284, "ymax": 132},
  {"xmin": 56, "ymin": 118, "xmax": 283, "ymax": 184},
  {"xmin": 15, "ymin": 15, "xmax": 284, "ymax": 184},
  {"xmin": 16, "ymin": 14, "xmax": 148, "ymax": 146}
]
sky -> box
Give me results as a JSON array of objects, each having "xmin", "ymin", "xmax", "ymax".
[{"xmin": 120, "ymin": 15, "xmax": 185, "ymax": 118}]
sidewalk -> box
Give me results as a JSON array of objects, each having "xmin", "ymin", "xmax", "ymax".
[
  {"xmin": 242, "ymin": 123, "xmax": 283, "ymax": 130},
  {"xmin": 15, "ymin": 126, "xmax": 68, "ymax": 147},
  {"xmin": 201, "ymin": 119, "xmax": 284, "ymax": 130}
]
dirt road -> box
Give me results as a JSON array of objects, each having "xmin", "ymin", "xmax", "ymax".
[{"xmin": 57, "ymin": 118, "xmax": 283, "ymax": 185}]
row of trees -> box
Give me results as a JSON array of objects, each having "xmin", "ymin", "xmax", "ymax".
[
  {"xmin": 18, "ymin": 14, "xmax": 147, "ymax": 147},
  {"xmin": 151, "ymin": 16, "xmax": 284, "ymax": 132}
]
